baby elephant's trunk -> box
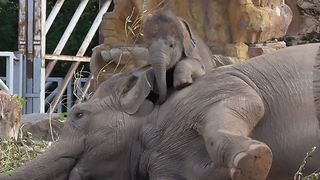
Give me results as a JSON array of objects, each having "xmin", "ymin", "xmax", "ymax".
[
  {"xmin": 152, "ymin": 57, "xmax": 167, "ymax": 104},
  {"xmin": 149, "ymin": 40, "xmax": 172, "ymax": 104}
]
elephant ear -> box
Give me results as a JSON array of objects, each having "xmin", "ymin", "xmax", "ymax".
[
  {"xmin": 313, "ymin": 46, "xmax": 320, "ymax": 121},
  {"xmin": 118, "ymin": 68, "xmax": 154, "ymax": 114},
  {"xmin": 178, "ymin": 17, "xmax": 199, "ymax": 59}
]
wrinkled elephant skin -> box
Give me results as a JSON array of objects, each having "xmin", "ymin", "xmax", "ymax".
[{"xmin": 2, "ymin": 43, "xmax": 320, "ymax": 180}]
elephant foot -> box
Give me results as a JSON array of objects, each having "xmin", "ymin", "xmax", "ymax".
[
  {"xmin": 174, "ymin": 77, "xmax": 193, "ymax": 90},
  {"xmin": 230, "ymin": 143, "xmax": 272, "ymax": 180},
  {"xmin": 175, "ymin": 81, "xmax": 192, "ymax": 90}
]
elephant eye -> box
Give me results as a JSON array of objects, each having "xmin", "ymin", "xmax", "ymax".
[
  {"xmin": 75, "ymin": 112, "xmax": 84, "ymax": 119},
  {"xmin": 169, "ymin": 43, "xmax": 174, "ymax": 48},
  {"xmin": 70, "ymin": 106, "xmax": 90, "ymax": 123}
]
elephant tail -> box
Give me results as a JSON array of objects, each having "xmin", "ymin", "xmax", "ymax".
[{"xmin": 313, "ymin": 45, "xmax": 320, "ymax": 121}]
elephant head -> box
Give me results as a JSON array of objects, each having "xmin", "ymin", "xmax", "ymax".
[
  {"xmin": 2, "ymin": 67, "xmax": 155, "ymax": 180},
  {"xmin": 143, "ymin": 8, "xmax": 198, "ymax": 104}
]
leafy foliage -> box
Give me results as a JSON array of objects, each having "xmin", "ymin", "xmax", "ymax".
[
  {"xmin": 0, "ymin": 0, "xmax": 18, "ymax": 52},
  {"xmin": 58, "ymin": 112, "xmax": 68, "ymax": 122},
  {"xmin": 0, "ymin": 0, "xmax": 99, "ymax": 76},
  {"xmin": 14, "ymin": 96, "xmax": 27, "ymax": 106},
  {"xmin": 46, "ymin": 0, "xmax": 99, "ymax": 56}
]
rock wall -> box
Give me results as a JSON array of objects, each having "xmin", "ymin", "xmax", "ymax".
[
  {"xmin": 91, "ymin": 0, "xmax": 294, "ymax": 89},
  {"xmin": 285, "ymin": 0, "xmax": 320, "ymax": 45},
  {"xmin": 100, "ymin": 0, "xmax": 292, "ymax": 56}
]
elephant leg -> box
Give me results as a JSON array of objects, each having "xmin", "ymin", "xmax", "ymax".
[
  {"xmin": 201, "ymin": 92, "xmax": 272, "ymax": 180},
  {"xmin": 174, "ymin": 58, "xmax": 205, "ymax": 90}
]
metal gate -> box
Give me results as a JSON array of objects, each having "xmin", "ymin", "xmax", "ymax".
[
  {"xmin": 0, "ymin": 52, "xmax": 23, "ymax": 95},
  {"xmin": 18, "ymin": 0, "xmax": 111, "ymax": 113}
]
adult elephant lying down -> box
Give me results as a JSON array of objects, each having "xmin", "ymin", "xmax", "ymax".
[{"xmin": 2, "ymin": 43, "xmax": 320, "ymax": 180}]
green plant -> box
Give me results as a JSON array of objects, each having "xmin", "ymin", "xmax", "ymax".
[
  {"xmin": 58, "ymin": 112, "xmax": 68, "ymax": 122},
  {"xmin": 14, "ymin": 96, "xmax": 27, "ymax": 106}
]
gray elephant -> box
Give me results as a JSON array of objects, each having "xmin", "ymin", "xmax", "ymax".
[
  {"xmin": 2, "ymin": 43, "xmax": 320, "ymax": 180},
  {"xmin": 143, "ymin": 8, "xmax": 215, "ymax": 104},
  {"xmin": 0, "ymin": 67, "xmax": 157, "ymax": 180}
]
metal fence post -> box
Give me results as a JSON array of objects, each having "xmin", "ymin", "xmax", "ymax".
[
  {"xmin": 0, "ymin": 52, "xmax": 24, "ymax": 97},
  {"xmin": 45, "ymin": 0, "xmax": 89, "ymax": 79},
  {"xmin": 23, "ymin": 0, "xmax": 46, "ymax": 113},
  {"xmin": 50, "ymin": 0, "xmax": 111, "ymax": 111},
  {"xmin": 12, "ymin": 52, "xmax": 24, "ymax": 97},
  {"xmin": 40, "ymin": 0, "xmax": 46, "ymax": 113},
  {"xmin": 6, "ymin": 53, "xmax": 14, "ymax": 95},
  {"xmin": 17, "ymin": 0, "xmax": 105, "ymax": 113}
]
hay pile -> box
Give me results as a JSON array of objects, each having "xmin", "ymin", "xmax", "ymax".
[{"xmin": 0, "ymin": 133, "xmax": 50, "ymax": 176}]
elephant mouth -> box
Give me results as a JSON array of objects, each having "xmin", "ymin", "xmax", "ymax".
[
  {"xmin": 58, "ymin": 155, "xmax": 80, "ymax": 161},
  {"xmin": 54, "ymin": 137, "xmax": 86, "ymax": 163}
]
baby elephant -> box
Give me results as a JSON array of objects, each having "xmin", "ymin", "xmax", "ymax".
[{"xmin": 143, "ymin": 8, "xmax": 215, "ymax": 103}]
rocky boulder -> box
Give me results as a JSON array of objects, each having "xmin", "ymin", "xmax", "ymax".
[{"xmin": 20, "ymin": 113, "xmax": 65, "ymax": 141}]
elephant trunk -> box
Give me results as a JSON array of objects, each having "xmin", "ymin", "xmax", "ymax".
[
  {"xmin": 152, "ymin": 57, "xmax": 168, "ymax": 104},
  {"xmin": 5, "ymin": 132, "xmax": 85, "ymax": 180},
  {"xmin": 148, "ymin": 40, "xmax": 170, "ymax": 104},
  {"xmin": 149, "ymin": 47, "xmax": 169, "ymax": 104}
]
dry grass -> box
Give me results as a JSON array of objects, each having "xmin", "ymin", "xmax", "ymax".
[
  {"xmin": 294, "ymin": 146, "xmax": 320, "ymax": 180},
  {"xmin": 73, "ymin": 66, "xmax": 93, "ymax": 103},
  {"xmin": 0, "ymin": 133, "xmax": 50, "ymax": 176},
  {"xmin": 124, "ymin": 0, "xmax": 166, "ymax": 42}
]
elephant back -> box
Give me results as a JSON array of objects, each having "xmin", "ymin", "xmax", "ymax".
[{"xmin": 313, "ymin": 45, "xmax": 320, "ymax": 121}]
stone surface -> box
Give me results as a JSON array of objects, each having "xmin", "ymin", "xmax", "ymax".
[
  {"xmin": 285, "ymin": 0, "xmax": 320, "ymax": 45},
  {"xmin": 229, "ymin": 0, "xmax": 292, "ymax": 44},
  {"xmin": 21, "ymin": 113, "xmax": 64, "ymax": 141},
  {"xmin": 93, "ymin": 0, "xmax": 295, "ymax": 89},
  {"xmin": 101, "ymin": 0, "xmax": 145, "ymax": 47},
  {"xmin": 0, "ymin": 91, "xmax": 21, "ymax": 139},
  {"xmin": 100, "ymin": 0, "xmax": 293, "ymax": 55},
  {"xmin": 248, "ymin": 41, "xmax": 287, "ymax": 58},
  {"xmin": 225, "ymin": 42, "xmax": 249, "ymax": 60}
]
